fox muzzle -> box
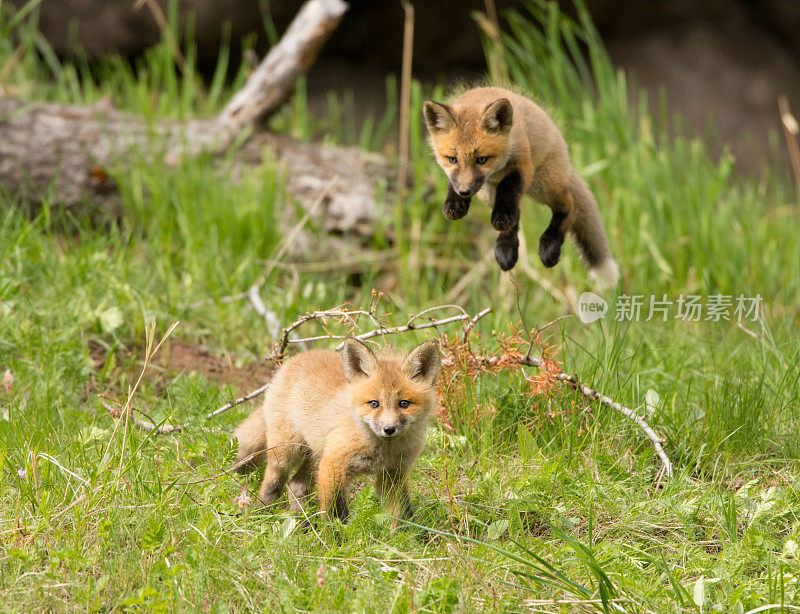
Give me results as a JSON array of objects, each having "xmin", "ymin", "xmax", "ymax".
[
  {"xmin": 452, "ymin": 179, "xmax": 484, "ymax": 198},
  {"xmin": 368, "ymin": 417, "xmax": 407, "ymax": 439}
]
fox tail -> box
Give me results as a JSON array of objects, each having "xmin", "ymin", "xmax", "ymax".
[
  {"xmin": 232, "ymin": 407, "xmax": 267, "ymax": 474},
  {"xmin": 568, "ymin": 171, "xmax": 619, "ymax": 290}
]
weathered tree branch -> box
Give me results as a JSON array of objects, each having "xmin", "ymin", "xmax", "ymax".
[
  {"xmin": 216, "ymin": 0, "xmax": 347, "ymax": 146},
  {"xmin": 0, "ymin": 0, "xmax": 387, "ymax": 233}
]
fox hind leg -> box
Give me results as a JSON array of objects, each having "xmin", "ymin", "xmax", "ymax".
[
  {"xmin": 256, "ymin": 463, "xmax": 292, "ymax": 509},
  {"xmin": 287, "ymin": 456, "xmax": 315, "ymax": 514},
  {"xmin": 256, "ymin": 441, "xmax": 303, "ymax": 509},
  {"xmin": 538, "ymin": 210, "xmax": 566, "ymax": 268},
  {"xmin": 539, "ymin": 190, "xmax": 576, "ymax": 268}
]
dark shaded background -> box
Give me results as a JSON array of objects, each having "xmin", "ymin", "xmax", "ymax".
[{"xmin": 15, "ymin": 0, "xmax": 800, "ymax": 174}]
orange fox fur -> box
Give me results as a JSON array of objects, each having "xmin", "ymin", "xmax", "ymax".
[
  {"xmin": 423, "ymin": 86, "xmax": 619, "ymax": 289},
  {"xmin": 233, "ymin": 339, "xmax": 441, "ymax": 521}
]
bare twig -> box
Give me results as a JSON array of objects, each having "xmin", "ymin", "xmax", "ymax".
[
  {"xmin": 269, "ymin": 308, "xmax": 380, "ymax": 359},
  {"xmin": 524, "ymin": 314, "xmax": 574, "ymax": 360},
  {"xmin": 551, "ymin": 367, "xmax": 673, "ymax": 482},
  {"xmin": 779, "ymin": 96, "xmax": 800, "ymax": 193},
  {"xmin": 406, "ymin": 304, "xmax": 469, "ymax": 324},
  {"xmin": 340, "ymin": 309, "xmax": 491, "ymax": 349},
  {"xmin": 474, "ymin": 0, "xmax": 509, "ymax": 83},
  {"xmin": 206, "ymin": 383, "xmax": 273, "ymax": 420},
  {"xmin": 267, "ymin": 303, "xmax": 492, "ymax": 360},
  {"xmin": 535, "ymin": 314, "xmax": 574, "ymax": 334},
  {"xmin": 397, "ymin": 0, "xmax": 415, "ymax": 201},
  {"xmin": 134, "ymin": 0, "xmax": 186, "ymax": 73},
  {"xmin": 267, "ymin": 305, "xmax": 489, "ymax": 360},
  {"xmin": 463, "ymin": 308, "xmax": 493, "ymax": 344},
  {"xmin": 100, "ymin": 384, "xmax": 270, "ymax": 432},
  {"xmin": 101, "ymin": 400, "xmax": 184, "ymax": 435}
]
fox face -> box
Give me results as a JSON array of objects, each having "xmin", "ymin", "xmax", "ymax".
[
  {"xmin": 423, "ymin": 97, "xmax": 513, "ymax": 197},
  {"xmin": 342, "ymin": 339, "xmax": 441, "ymax": 439}
]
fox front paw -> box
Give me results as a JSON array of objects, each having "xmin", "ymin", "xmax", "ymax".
[
  {"xmin": 538, "ymin": 231, "xmax": 563, "ymax": 268},
  {"xmin": 494, "ymin": 231, "xmax": 519, "ymax": 271},
  {"xmin": 443, "ymin": 195, "xmax": 471, "ymax": 220},
  {"xmin": 490, "ymin": 205, "xmax": 520, "ymax": 232}
]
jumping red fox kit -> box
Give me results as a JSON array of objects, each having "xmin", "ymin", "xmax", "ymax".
[
  {"xmin": 233, "ymin": 339, "xmax": 441, "ymax": 521},
  {"xmin": 424, "ymin": 86, "xmax": 619, "ymax": 289}
]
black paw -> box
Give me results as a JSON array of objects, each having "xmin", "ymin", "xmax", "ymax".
[
  {"xmin": 495, "ymin": 232, "xmax": 519, "ymax": 271},
  {"xmin": 490, "ymin": 205, "xmax": 520, "ymax": 232},
  {"xmin": 332, "ymin": 496, "xmax": 350, "ymax": 522},
  {"xmin": 538, "ymin": 231, "xmax": 563, "ymax": 268},
  {"xmin": 443, "ymin": 195, "xmax": 471, "ymax": 220}
]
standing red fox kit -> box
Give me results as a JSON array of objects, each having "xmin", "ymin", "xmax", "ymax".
[
  {"xmin": 233, "ymin": 339, "xmax": 441, "ymax": 521},
  {"xmin": 423, "ymin": 86, "xmax": 619, "ymax": 289}
]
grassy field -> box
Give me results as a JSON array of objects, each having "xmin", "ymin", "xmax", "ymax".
[{"xmin": 1, "ymin": 2, "xmax": 799, "ymax": 612}]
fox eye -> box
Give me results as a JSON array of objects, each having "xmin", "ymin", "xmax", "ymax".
[
  {"xmin": 368, "ymin": 400, "xmax": 379, "ymax": 408},
  {"xmin": 398, "ymin": 400, "xmax": 410, "ymax": 409},
  {"xmin": 446, "ymin": 156, "xmax": 457, "ymax": 164},
  {"xmin": 475, "ymin": 156, "xmax": 489, "ymax": 165}
]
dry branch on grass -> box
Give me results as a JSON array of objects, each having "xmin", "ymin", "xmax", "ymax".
[
  {"xmin": 437, "ymin": 325, "xmax": 673, "ymax": 482},
  {"xmin": 100, "ymin": 300, "xmax": 672, "ymax": 482},
  {"xmin": 97, "ymin": 301, "xmax": 493, "ymax": 432},
  {"xmin": 268, "ymin": 302, "xmax": 493, "ymax": 361}
]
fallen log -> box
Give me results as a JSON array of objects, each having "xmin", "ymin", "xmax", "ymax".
[{"xmin": 0, "ymin": 0, "xmax": 390, "ymax": 234}]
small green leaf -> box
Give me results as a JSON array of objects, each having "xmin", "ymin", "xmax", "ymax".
[
  {"xmin": 692, "ymin": 575, "xmax": 706, "ymax": 606},
  {"xmin": 487, "ymin": 519, "xmax": 509, "ymax": 541},
  {"xmin": 280, "ymin": 515, "xmax": 297, "ymax": 539}
]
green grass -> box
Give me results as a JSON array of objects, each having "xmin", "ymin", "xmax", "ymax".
[{"xmin": 2, "ymin": 1, "xmax": 800, "ymax": 611}]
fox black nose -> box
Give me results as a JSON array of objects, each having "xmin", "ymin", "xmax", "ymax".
[
  {"xmin": 456, "ymin": 188, "xmax": 473, "ymax": 197},
  {"xmin": 383, "ymin": 426, "xmax": 396, "ymax": 436}
]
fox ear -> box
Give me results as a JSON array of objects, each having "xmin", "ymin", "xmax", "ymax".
[
  {"xmin": 402, "ymin": 341, "xmax": 441, "ymax": 385},
  {"xmin": 481, "ymin": 98, "xmax": 513, "ymax": 133},
  {"xmin": 423, "ymin": 100, "xmax": 456, "ymax": 133},
  {"xmin": 342, "ymin": 338, "xmax": 379, "ymax": 381}
]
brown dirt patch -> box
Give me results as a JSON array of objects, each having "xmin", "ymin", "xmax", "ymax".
[
  {"xmin": 89, "ymin": 338, "xmax": 274, "ymax": 396},
  {"xmin": 151, "ymin": 340, "xmax": 274, "ymax": 393}
]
